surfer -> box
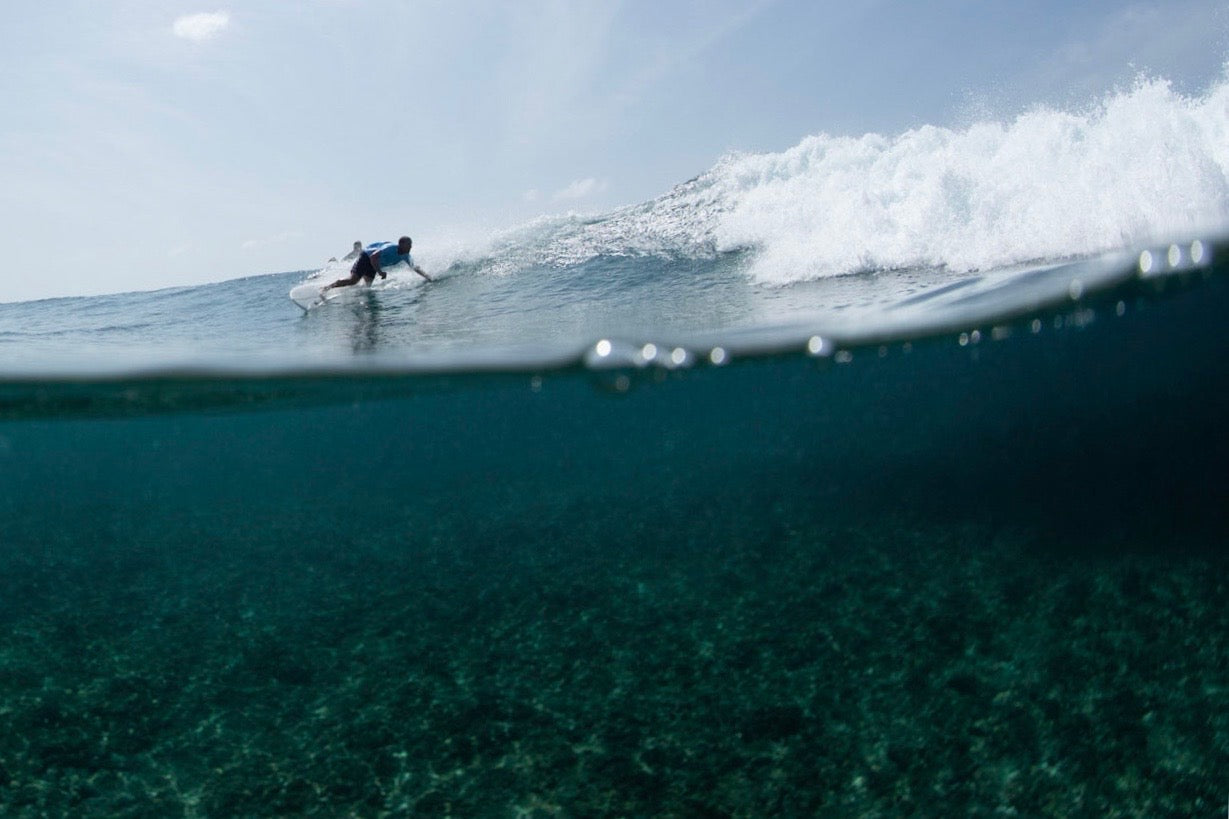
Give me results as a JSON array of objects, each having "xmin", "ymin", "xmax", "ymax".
[{"xmin": 322, "ymin": 236, "xmax": 433, "ymax": 293}]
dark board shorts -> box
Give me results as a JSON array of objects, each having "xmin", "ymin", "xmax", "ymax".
[{"xmin": 351, "ymin": 252, "xmax": 377, "ymax": 283}]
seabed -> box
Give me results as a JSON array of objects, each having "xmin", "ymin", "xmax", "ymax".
[{"xmin": 1, "ymin": 485, "xmax": 1225, "ymax": 816}]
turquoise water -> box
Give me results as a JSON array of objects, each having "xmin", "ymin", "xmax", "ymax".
[
  {"xmin": 0, "ymin": 239, "xmax": 1226, "ymax": 814},
  {"xmin": 2, "ymin": 77, "xmax": 1229, "ymax": 812}
]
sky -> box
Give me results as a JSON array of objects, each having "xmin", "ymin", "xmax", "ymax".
[{"xmin": 1, "ymin": 0, "xmax": 1226, "ymax": 303}]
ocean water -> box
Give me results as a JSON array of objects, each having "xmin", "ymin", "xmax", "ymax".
[{"xmin": 1, "ymin": 77, "xmax": 1228, "ymax": 815}]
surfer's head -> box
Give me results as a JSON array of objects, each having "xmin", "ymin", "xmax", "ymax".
[{"xmin": 398, "ymin": 236, "xmax": 413, "ymax": 253}]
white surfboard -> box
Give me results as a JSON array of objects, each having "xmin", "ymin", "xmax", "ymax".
[
  {"xmin": 289, "ymin": 281, "xmax": 331, "ymax": 310},
  {"xmin": 289, "ymin": 268, "xmax": 427, "ymax": 310}
]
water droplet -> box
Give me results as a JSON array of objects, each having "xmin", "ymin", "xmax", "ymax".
[
  {"xmin": 1115, "ymin": 301, "xmax": 1126, "ymax": 317},
  {"xmin": 834, "ymin": 350, "xmax": 853, "ymax": 364},
  {"xmin": 586, "ymin": 338, "xmax": 640, "ymax": 369},
  {"xmin": 806, "ymin": 336, "xmax": 830, "ymax": 356},
  {"xmin": 640, "ymin": 343, "xmax": 658, "ymax": 362},
  {"xmin": 1167, "ymin": 244, "xmax": 1182, "ymax": 268},
  {"xmin": 709, "ymin": 347, "xmax": 728, "ymax": 366},
  {"xmin": 1190, "ymin": 240, "xmax": 1205, "ymax": 265},
  {"xmin": 670, "ymin": 348, "xmax": 687, "ymax": 366},
  {"xmin": 1138, "ymin": 250, "xmax": 1155, "ymax": 275},
  {"xmin": 1068, "ymin": 279, "xmax": 1084, "ymax": 300}
]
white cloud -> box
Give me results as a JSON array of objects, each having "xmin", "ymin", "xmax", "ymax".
[
  {"xmin": 172, "ymin": 11, "xmax": 231, "ymax": 42},
  {"xmin": 552, "ymin": 178, "xmax": 608, "ymax": 201}
]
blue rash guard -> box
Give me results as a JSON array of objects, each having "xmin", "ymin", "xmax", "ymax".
[{"xmin": 365, "ymin": 243, "xmax": 413, "ymax": 271}]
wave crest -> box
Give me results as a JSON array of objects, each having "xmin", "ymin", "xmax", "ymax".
[
  {"xmin": 711, "ymin": 73, "xmax": 1229, "ymax": 283},
  {"xmin": 447, "ymin": 71, "xmax": 1229, "ymax": 286}
]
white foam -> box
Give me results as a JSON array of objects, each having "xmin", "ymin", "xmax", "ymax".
[{"xmin": 708, "ymin": 73, "xmax": 1229, "ymax": 285}]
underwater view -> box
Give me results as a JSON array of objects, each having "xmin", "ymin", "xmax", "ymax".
[{"xmin": 1, "ymin": 73, "xmax": 1228, "ymax": 815}]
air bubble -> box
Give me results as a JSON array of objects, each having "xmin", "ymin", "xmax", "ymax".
[
  {"xmin": 1167, "ymin": 244, "xmax": 1182, "ymax": 268},
  {"xmin": 709, "ymin": 347, "xmax": 728, "ymax": 365}
]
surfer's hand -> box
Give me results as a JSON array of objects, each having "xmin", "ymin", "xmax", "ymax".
[{"xmin": 379, "ymin": 271, "xmax": 387, "ymax": 280}]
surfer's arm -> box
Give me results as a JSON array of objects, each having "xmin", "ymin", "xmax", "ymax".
[{"xmin": 412, "ymin": 264, "xmax": 433, "ymax": 282}]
